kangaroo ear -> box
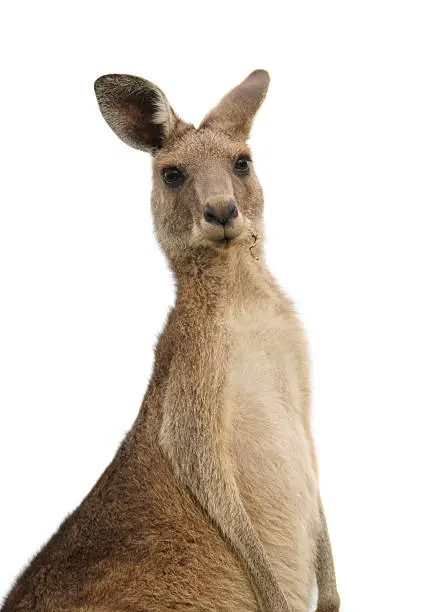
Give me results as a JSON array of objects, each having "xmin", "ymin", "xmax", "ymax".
[
  {"xmin": 94, "ymin": 74, "xmax": 180, "ymax": 153},
  {"xmin": 200, "ymin": 70, "xmax": 270, "ymax": 140}
]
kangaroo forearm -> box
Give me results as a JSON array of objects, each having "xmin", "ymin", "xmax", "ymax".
[
  {"xmin": 159, "ymin": 347, "xmax": 290, "ymax": 612},
  {"xmin": 160, "ymin": 420, "xmax": 290, "ymax": 612}
]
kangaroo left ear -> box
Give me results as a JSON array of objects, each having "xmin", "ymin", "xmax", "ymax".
[
  {"xmin": 200, "ymin": 70, "xmax": 270, "ymax": 140},
  {"xmin": 94, "ymin": 74, "xmax": 182, "ymax": 153}
]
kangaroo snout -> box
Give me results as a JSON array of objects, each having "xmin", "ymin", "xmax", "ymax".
[
  {"xmin": 200, "ymin": 195, "xmax": 244, "ymax": 245},
  {"xmin": 204, "ymin": 200, "xmax": 238, "ymax": 226}
]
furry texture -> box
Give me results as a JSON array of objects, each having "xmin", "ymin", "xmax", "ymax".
[{"xmin": 2, "ymin": 71, "xmax": 340, "ymax": 612}]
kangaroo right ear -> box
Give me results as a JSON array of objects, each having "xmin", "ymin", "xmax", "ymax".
[
  {"xmin": 94, "ymin": 74, "xmax": 179, "ymax": 153},
  {"xmin": 200, "ymin": 70, "xmax": 270, "ymax": 140}
]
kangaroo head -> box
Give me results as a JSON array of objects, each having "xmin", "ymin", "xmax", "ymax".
[{"xmin": 94, "ymin": 70, "xmax": 269, "ymax": 264}]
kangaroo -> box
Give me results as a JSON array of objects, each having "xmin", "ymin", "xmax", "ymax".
[{"xmin": 2, "ymin": 70, "xmax": 340, "ymax": 612}]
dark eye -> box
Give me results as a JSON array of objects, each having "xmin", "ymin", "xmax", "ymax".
[
  {"xmin": 162, "ymin": 166, "xmax": 185, "ymax": 187},
  {"xmin": 233, "ymin": 155, "xmax": 251, "ymax": 176}
]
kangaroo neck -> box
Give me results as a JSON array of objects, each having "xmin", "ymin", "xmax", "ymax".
[{"xmin": 172, "ymin": 243, "xmax": 267, "ymax": 314}]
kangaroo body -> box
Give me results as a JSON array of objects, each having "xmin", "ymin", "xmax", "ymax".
[{"xmin": 2, "ymin": 71, "xmax": 339, "ymax": 612}]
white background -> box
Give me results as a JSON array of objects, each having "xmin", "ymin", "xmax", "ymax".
[{"xmin": 1, "ymin": 2, "xmax": 438, "ymax": 610}]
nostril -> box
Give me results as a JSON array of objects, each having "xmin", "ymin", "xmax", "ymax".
[
  {"xmin": 226, "ymin": 201, "xmax": 238, "ymax": 221},
  {"xmin": 204, "ymin": 201, "xmax": 238, "ymax": 226},
  {"xmin": 204, "ymin": 204, "xmax": 221, "ymax": 225}
]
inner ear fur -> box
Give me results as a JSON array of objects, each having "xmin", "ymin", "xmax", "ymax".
[
  {"xmin": 94, "ymin": 74, "xmax": 180, "ymax": 153},
  {"xmin": 200, "ymin": 69, "xmax": 270, "ymax": 140}
]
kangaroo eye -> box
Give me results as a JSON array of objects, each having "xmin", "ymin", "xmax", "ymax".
[
  {"xmin": 233, "ymin": 155, "xmax": 251, "ymax": 176},
  {"xmin": 162, "ymin": 166, "xmax": 185, "ymax": 187}
]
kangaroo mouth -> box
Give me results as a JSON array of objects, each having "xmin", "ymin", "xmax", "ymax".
[
  {"xmin": 216, "ymin": 237, "xmax": 230, "ymax": 244},
  {"xmin": 199, "ymin": 215, "xmax": 245, "ymax": 247},
  {"xmin": 213, "ymin": 228, "xmax": 243, "ymax": 246}
]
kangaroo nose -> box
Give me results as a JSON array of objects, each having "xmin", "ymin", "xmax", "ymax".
[{"xmin": 204, "ymin": 201, "xmax": 238, "ymax": 226}]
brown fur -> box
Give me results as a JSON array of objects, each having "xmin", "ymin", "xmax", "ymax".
[{"xmin": 2, "ymin": 71, "xmax": 339, "ymax": 612}]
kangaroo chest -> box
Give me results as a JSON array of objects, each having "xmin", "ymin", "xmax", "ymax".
[{"xmin": 225, "ymin": 301, "xmax": 318, "ymax": 599}]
